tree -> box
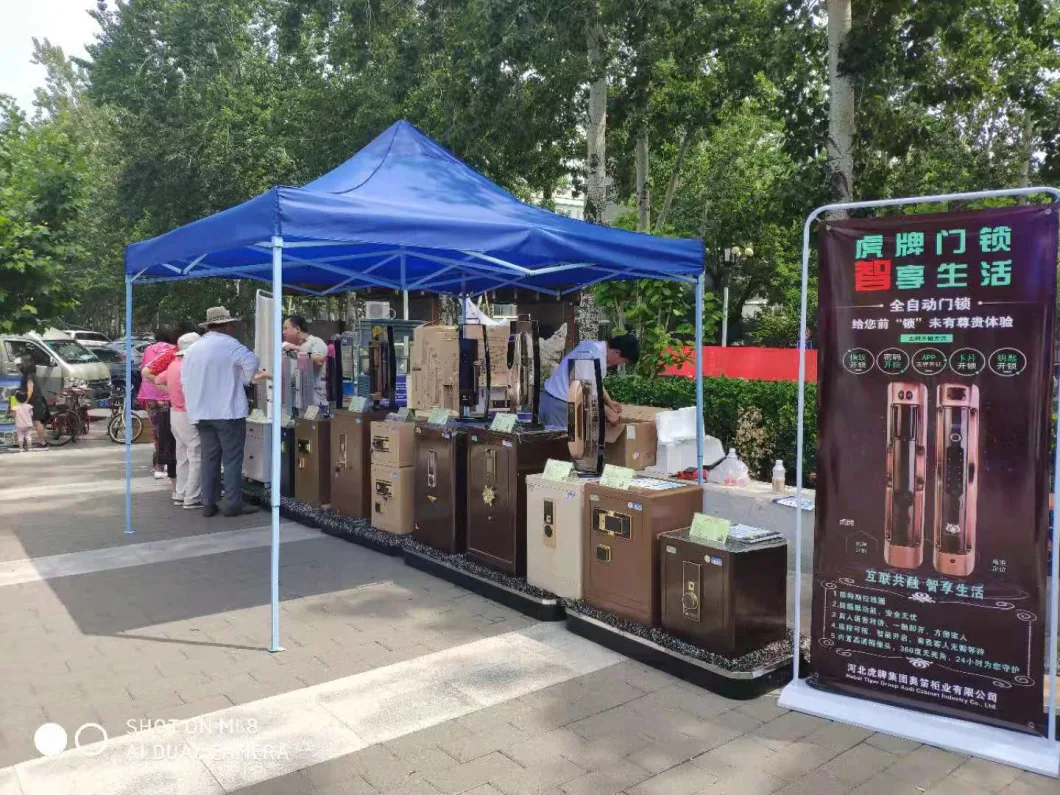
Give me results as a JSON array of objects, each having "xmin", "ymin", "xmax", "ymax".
[
  {"xmin": 826, "ymin": 0, "xmax": 854, "ymax": 208},
  {"xmin": 0, "ymin": 99, "xmax": 86, "ymax": 332}
]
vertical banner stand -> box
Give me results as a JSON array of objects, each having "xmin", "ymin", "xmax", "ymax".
[{"xmin": 778, "ymin": 187, "xmax": 1060, "ymax": 777}]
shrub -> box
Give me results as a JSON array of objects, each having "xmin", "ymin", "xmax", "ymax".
[{"xmin": 604, "ymin": 375, "xmax": 818, "ymax": 486}]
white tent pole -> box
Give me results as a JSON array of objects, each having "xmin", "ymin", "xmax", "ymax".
[
  {"xmin": 695, "ymin": 271, "xmax": 705, "ymax": 497},
  {"xmin": 269, "ymin": 235, "xmax": 284, "ymax": 653},
  {"xmin": 401, "ymin": 250, "xmax": 409, "ymax": 319},
  {"xmin": 124, "ymin": 275, "xmax": 134, "ymax": 536}
]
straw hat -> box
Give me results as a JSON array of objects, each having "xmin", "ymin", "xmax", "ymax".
[
  {"xmin": 174, "ymin": 332, "xmax": 201, "ymax": 357},
  {"xmin": 203, "ymin": 306, "xmax": 241, "ymax": 326}
]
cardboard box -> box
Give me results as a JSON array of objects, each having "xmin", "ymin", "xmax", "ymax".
[
  {"xmin": 370, "ymin": 462, "xmax": 415, "ymax": 535},
  {"xmin": 604, "ymin": 419, "xmax": 657, "ymax": 470},
  {"xmin": 408, "ymin": 323, "xmax": 511, "ymax": 411},
  {"xmin": 369, "ymin": 420, "xmax": 416, "ymax": 467}
]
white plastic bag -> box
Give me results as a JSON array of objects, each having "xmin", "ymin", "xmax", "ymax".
[
  {"xmin": 655, "ymin": 406, "xmax": 698, "ymax": 444},
  {"xmin": 708, "ymin": 447, "xmax": 751, "ymax": 487}
]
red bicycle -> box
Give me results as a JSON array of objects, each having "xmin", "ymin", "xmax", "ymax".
[{"xmin": 45, "ymin": 388, "xmax": 92, "ymax": 447}]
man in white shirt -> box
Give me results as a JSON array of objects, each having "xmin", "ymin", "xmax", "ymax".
[
  {"xmin": 181, "ymin": 306, "xmax": 262, "ymax": 517},
  {"xmin": 539, "ymin": 334, "xmax": 639, "ymax": 429},
  {"xmin": 282, "ymin": 314, "xmax": 329, "ymax": 408}
]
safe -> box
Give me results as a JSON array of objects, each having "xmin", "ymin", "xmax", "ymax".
[
  {"xmin": 294, "ymin": 417, "xmax": 332, "ymax": 507},
  {"xmin": 525, "ymin": 474, "xmax": 597, "ymax": 599},
  {"xmin": 371, "ymin": 462, "xmax": 415, "ymax": 535},
  {"xmin": 582, "ymin": 477, "xmax": 703, "ymax": 627},
  {"xmin": 243, "ymin": 420, "xmax": 272, "ymax": 483},
  {"xmin": 660, "ymin": 528, "xmax": 787, "ymax": 658},
  {"xmin": 331, "ymin": 409, "xmax": 390, "ymax": 519},
  {"xmin": 280, "ymin": 424, "xmax": 295, "ymax": 498},
  {"xmin": 370, "ymin": 420, "xmax": 416, "ymax": 468},
  {"xmin": 466, "ymin": 428, "xmax": 568, "ymax": 576},
  {"xmin": 413, "ymin": 424, "xmax": 470, "ymax": 554}
]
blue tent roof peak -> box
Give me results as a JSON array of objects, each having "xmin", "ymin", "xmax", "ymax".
[{"xmin": 125, "ymin": 119, "xmax": 704, "ymax": 293}]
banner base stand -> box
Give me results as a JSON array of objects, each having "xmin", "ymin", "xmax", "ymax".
[{"xmin": 778, "ymin": 679, "xmax": 1059, "ymax": 778}]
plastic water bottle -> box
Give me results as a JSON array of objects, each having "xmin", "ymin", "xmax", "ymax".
[{"xmin": 772, "ymin": 460, "xmax": 786, "ymax": 493}]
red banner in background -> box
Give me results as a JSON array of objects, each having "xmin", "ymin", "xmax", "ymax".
[
  {"xmin": 812, "ymin": 204, "xmax": 1058, "ymax": 736},
  {"xmin": 664, "ymin": 346, "xmax": 818, "ymax": 382}
]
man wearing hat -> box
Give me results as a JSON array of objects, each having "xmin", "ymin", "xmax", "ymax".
[
  {"xmin": 156, "ymin": 332, "xmax": 202, "ymax": 509},
  {"xmin": 181, "ymin": 307, "xmax": 263, "ymax": 517}
]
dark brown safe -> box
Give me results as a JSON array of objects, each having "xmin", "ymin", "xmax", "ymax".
[
  {"xmin": 466, "ymin": 427, "xmax": 568, "ymax": 576},
  {"xmin": 659, "ymin": 529, "xmax": 787, "ymax": 658},
  {"xmin": 331, "ymin": 410, "xmax": 390, "ymax": 519},
  {"xmin": 413, "ymin": 424, "xmax": 472, "ymax": 554},
  {"xmin": 280, "ymin": 424, "xmax": 295, "ymax": 499},
  {"xmin": 582, "ymin": 478, "xmax": 702, "ymax": 627},
  {"xmin": 294, "ymin": 417, "xmax": 332, "ymax": 507}
]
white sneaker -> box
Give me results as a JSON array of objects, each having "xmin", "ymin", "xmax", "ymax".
[
  {"xmin": 153, "ymin": 471, "xmax": 166, "ymax": 480},
  {"xmin": 172, "ymin": 494, "xmax": 184, "ymax": 503},
  {"xmin": 182, "ymin": 501, "xmax": 204, "ymax": 510}
]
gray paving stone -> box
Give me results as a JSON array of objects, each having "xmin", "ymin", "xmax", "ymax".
[
  {"xmin": 700, "ymin": 768, "xmax": 786, "ymax": 795},
  {"xmin": 422, "ymin": 752, "xmax": 524, "ymax": 795},
  {"xmin": 734, "ymin": 698, "xmax": 788, "ymax": 725},
  {"xmin": 490, "ymin": 755, "xmax": 585, "ymax": 795},
  {"xmin": 628, "ymin": 733, "xmax": 724, "ymax": 775},
  {"xmin": 750, "ymin": 713, "xmax": 831, "ymax": 749},
  {"xmin": 774, "ymin": 771, "xmax": 853, "ymax": 795},
  {"xmin": 863, "ymin": 733, "xmax": 920, "ymax": 756},
  {"xmin": 819, "ymin": 744, "xmax": 899, "ymax": 785},
  {"xmin": 559, "ymin": 759, "xmax": 652, "ymax": 795},
  {"xmin": 881, "ymin": 746, "xmax": 968, "ymax": 789},
  {"xmin": 627, "ymin": 761, "xmax": 717, "ymax": 795},
  {"xmin": 312, "ymin": 775, "xmax": 379, "ymax": 795},
  {"xmin": 950, "ymin": 758, "xmax": 1023, "ymax": 793},
  {"xmin": 439, "ymin": 722, "xmax": 530, "ymax": 763},
  {"xmin": 803, "ymin": 724, "xmax": 873, "ymax": 754},
  {"xmin": 758, "ymin": 741, "xmax": 840, "ymax": 782}
]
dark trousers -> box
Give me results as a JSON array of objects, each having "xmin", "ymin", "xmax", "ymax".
[{"xmin": 198, "ymin": 418, "xmax": 246, "ymax": 513}]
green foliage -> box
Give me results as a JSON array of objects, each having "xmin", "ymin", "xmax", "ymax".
[
  {"xmin": 605, "ymin": 374, "xmax": 817, "ymax": 486},
  {"xmin": 0, "ymin": 99, "xmax": 85, "ymax": 333}
]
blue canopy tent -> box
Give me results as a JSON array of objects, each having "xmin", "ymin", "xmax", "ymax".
[{"xmin": 124, "ymin": 120, "xmax": 706, "ymax": 651}]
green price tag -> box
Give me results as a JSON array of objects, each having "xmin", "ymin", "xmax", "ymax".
[
  {"xmin": 600, "ymin": 465, "xmax": 635, "ymax": 490},
  {"xmin": 348, "ymin": 396, "xmax": 369, "ymax": 413},
  {"xmin": 427, "ymin": 407, "xmax": 450, "ymax": 426},
  {"xmin": 490, "ymin": 412, "xmax": 518, "ymax": 433},
  {"xmin": 395, "ymin": 407, "xmax": 414, "ymax": 422},
  {"xmin": 689, "ymin": 513, "xmax": 731, "ymax": 545},
  {"xmin": 542, "ymin": 459, "xmax": 574, "ymax": 482}
]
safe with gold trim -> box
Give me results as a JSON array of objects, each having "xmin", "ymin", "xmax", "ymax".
[
  {"xmin": 466, "ymin": 428, "xmax": 568, "ymax": 576},
  {"xmin": 582, "ymin": 478, "xmax": 702, "ymax": 627},
  {"xmin": 294, "ymin": 417, "xmax": 332, "ymax": 507}
]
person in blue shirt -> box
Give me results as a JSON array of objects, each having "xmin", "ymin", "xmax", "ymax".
[{"xmin": 538, "ymin": 334, "xmax": 639, "ymax": 429}]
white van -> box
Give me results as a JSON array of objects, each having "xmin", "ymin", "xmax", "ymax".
[{"xmin": 0, "ymin": 334, "xmax": 112, "ymax": 407}]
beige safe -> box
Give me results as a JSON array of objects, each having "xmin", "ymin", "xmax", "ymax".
[
  {"xmin": 370, "ymin": 462, "xmax": 415, "ymax": 535},
  {"xmin": 525, "ymin": 474, "xmax": 596, "ymax": 599}
]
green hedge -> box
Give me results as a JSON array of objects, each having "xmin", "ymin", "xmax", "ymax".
[{"xmin": 605, "ymin": 375, "xmax": 818, "ymax": 486}]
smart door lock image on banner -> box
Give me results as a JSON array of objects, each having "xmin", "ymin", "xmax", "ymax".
[{"xmin": 884, "ymin": 382, "xmax": 979, "ymax": 576}]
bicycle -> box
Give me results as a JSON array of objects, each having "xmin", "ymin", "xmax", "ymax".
[
  {"xmin": 107, "ymin": 381, "xmax": 144, "ymax": 444},
  {"xmin": 45, "ymin": 388, "xmax": 90, "ymax": 446}
]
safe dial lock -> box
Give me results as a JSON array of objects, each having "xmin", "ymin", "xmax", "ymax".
[
  {"xmin": 482, "ymin": 485, "xmax": 496, "ymax": 506},
  {"xmin": 682, "ymin": 590, "xmax": 700, "ymax": 611}
]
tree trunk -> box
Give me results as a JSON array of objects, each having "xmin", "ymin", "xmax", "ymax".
[
  {"xmin": 1019, "ymin": 113, "xmax": 1034, "ymax": 205},
  {"xmin": 827, "ymin": 0, "xmax": 854, "ymax": 215},
  {"xmin": 635, "ymin": 125, "xmax": 650, "ymax": 232},
  {"xmin": 655, "ymin": 129, "xmax": 692, "ymax": 233},
  {"xmin": 585, "ymin": 10, "xmax": 607, "ymax": 225}
]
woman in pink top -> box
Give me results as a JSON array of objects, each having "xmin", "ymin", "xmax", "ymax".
[
  {"xmin": 157, "ymin": 332, "xmax": 201, "ymax": 509},
  {"xmin": 139, "ymin": 327, "xmax": 178, "ymax": 480}
]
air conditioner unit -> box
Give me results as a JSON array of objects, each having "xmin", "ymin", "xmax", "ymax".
[
  {"xmin": 365, "ymin": 301, "xmax": 393, "ymax": 320},
  {"xmin": 493, "ymin": 304, "xmax": 518, "ymax": 319}
]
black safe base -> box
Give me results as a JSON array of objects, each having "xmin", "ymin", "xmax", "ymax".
[
  {"xmin": 404, "ymin": 545, "xmax": 565, "ymax": 622},
  {"xmin": 565, "ymin": 606, "xmax": 806, "ymax": 701},
  {"xmin": 242, "ymin": 481, "xmax": 407, "ymax": 557}
]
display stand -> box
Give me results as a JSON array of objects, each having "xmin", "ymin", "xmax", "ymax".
[
  {"xmin": 565, "ymin": 607, "xmax": 796, "ymax": 700},
  {"xmin": 778, "ymin": 186, "xmax": 1060, "ymax": 778},
  {"xmin": 404, "ymin": 544, "xmax": 565, "ymax": 621}
]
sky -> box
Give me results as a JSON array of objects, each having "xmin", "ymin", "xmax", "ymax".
[{"xmin": 0, "ymin": 0, "xmax": 101, "ymax": 112}]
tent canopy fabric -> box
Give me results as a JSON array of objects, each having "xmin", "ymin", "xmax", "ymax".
[{"xmin": 125, "ymin": 121, "xmax": 704, "ymax": 295}]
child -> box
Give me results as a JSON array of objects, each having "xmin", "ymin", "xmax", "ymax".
[{"xmin": 12, "ymin": 391, "xmax": 34, "ymax": 452}]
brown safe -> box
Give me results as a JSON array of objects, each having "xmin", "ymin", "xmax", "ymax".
[
  {"xmin": 371, "ymin": 462, "xmax": 415, "ymax": 535},
  {"xmin": 413, "ymin": 424, "xmax": 474, "ymax": 554},
  {"xmin": 660, "ymin": 529, "xmax": 787, "ymax": 658},
  {"xmin": 295, "ymin": 417, "xmax": 332, "ymax": 507},
  {"xmin": 466, "ymin": 428, "xmax": 568, "ymax": 576},
  {"xmin": 370, "ymin": 420, "xmax": 416, "ymax": 468},
  {"xmin": 582, "ymin": 478, "xmax": 702, "ymax": 627},
  {"xmin": 331, "ymin": 410, "xmax": 390, "ymax": 519}
]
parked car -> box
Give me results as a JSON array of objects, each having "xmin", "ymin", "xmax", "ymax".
[
  {"xmin": 106, "ymin": 338, "xmax": 153, "ymax": 371},
  {"xmin": 65, "ymin": 330, "xmax": 113, "ymax": 349},
  {"xmin": 90, "ymin": 346, "xmax": 127, "ymax": 380},
  {"xmin": 0, "ymin": 334, "xmax": 112, "ymax": 408}
]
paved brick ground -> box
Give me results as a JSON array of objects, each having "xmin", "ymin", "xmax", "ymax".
[{"xmin": 0, "ymin": 434, "xmax": 1054, "ymax": 795}]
